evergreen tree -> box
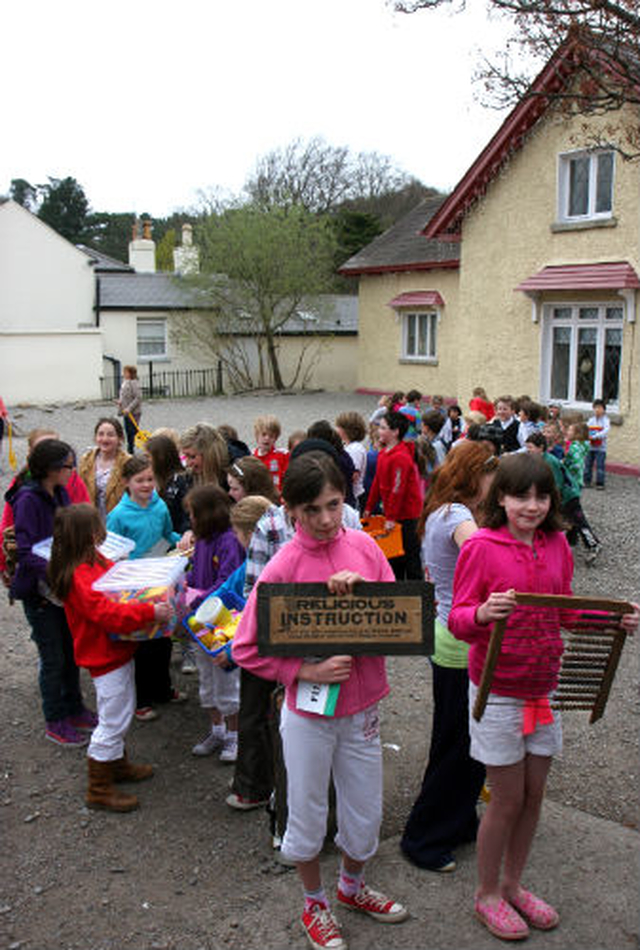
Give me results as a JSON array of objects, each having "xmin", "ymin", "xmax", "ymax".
[{"xmin": 37, "ymin": 176, "xmax": 89, "ymax": 243}]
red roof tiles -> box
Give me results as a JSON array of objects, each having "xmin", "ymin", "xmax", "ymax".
[
  {"xmin": 516, "ymin": 262, "xmax": 640, "ymax": 292},
  {"xmin": 387, "ymin": 291, "xmax": 445, "ymax": 308}
]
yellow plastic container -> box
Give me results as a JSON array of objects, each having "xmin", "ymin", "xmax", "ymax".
[{"xmin": 194, "ymin": 596, "xmax": 232, "ymax": 628}]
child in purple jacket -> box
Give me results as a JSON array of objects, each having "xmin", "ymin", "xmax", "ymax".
[{"xmin": 186, "ymin": 485, "xmax": 244, "ymax": 763}]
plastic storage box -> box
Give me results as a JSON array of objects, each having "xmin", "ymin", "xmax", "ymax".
[
  {"xmin": 361, "ymin": 515, "xmax": 404, "ymax": 560},
  {"xmin": 92, "ymin": 556, "xmax": 188, "ymax": 640}
]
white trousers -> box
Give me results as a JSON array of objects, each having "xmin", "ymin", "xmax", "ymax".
[
  {"xmin": 280, "ymin": 703, "xmax": 382, "ymax": 863},
  {"xmin": 194, "ymin": 648, "xmax": 240, "ymax": 716},
  {"xmin": 88, "ymin": 660, "xmax": 135, "ymax": 762}
]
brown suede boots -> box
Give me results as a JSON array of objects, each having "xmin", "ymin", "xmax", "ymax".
[
  {"xmin": 86, "ymin": 754, "xmax": 154, "ymax": 813},
  {"xmin": 111, "ymin": 753, "xmax": 154, "ymax": 783}
]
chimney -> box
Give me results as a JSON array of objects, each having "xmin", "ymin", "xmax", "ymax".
[
  {"xmin": 173, "ymin": 223, "xmax": 200, "ymax": 275},
  {"xmin": 128, "ymin": 218, "xmax": 156, "ymax": 273}
]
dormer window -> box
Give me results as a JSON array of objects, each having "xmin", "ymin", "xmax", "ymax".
[{"xmin": 558, "ymin": 149, "xmax": 614, "ymax": 222}]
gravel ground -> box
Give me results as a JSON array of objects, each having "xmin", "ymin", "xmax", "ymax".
[{"xmin": 0, "ymin": 393, "xmax": 638, "ymax": 950}]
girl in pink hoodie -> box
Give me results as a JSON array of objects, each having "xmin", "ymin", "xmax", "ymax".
[
  {"xmin": 449, "ymin": 454, "xmax": 639, "ymax": 941},
  {"xmin": 233, "ymin": 451, "xmax": 408, "ymax": 950}
]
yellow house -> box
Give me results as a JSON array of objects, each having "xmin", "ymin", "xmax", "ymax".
[{"xmin": 341, "ymin": 40, "xmax": 639, "ymax": 469}]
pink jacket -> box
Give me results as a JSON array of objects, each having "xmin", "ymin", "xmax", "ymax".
[
  {"xmin": 448, "ymin": 525, "xmax": 574, "ymax": 698},
  {"xmin": 233, "ymin": 525, "xmax": 394, "ymax": 718}
]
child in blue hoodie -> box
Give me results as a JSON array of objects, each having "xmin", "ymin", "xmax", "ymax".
[
  {"xmin": 106, "ymin": 456, "xmax": 181, "ymax": 558},
  {"xmin": 107, "ymin": 456, "xmax": 184, "ymax": 720}
]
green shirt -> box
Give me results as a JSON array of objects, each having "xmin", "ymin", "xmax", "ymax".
[{"xmin": 432, "ymin": 617, "xmax": 470, "ymax": 668}]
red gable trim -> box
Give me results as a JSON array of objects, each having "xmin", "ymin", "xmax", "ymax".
[
  {"xmin": 387, "ymin": 291, "xmax": 444, "ymax": 308},
  {"xmin": 339, "ymin": 259, "xmax": 459, "ymax": 277},
  {"xmin": 423, "ymin": 41, "xmax": 579, "ymax": 241},
  {"xmin": 516, "ymin": 262, "xmax": 640, "ymax": 292}
]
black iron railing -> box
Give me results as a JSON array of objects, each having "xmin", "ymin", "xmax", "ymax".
[{"xmin": 100, "ymin": 364, "xmax": 223, "ymax": 401}]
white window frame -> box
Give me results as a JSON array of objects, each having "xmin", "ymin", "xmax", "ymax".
[
  {"xmin": 557, "ymin": 149, "xmax": 615, "ymax": 223},
  {"xmin": 137, "ymin": 317, "xmax": 168, "ymax": 362},
  {"xmin": 400, "ymin": 310, "xmax": 438, "ymax": 363},
  {"xmin": 540, "ymin": 301, "xmax": 623, "ymax": 409}
]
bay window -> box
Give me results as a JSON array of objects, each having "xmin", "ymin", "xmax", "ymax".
[{"xmin": 543, "ymin": 304, "xmax": 622, "ymax": 407}]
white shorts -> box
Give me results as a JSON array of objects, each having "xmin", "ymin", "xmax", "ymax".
[
  {"xmin": 280, "ymin": 703, "xmax": 382, "ymax": 863},
  {"xmin": 468, "ymin": 682, "xmax": 562, "ymax": 767},
  {"xmin": 194, "ymin": 648, "xmax": 240, "ymax": 715}
]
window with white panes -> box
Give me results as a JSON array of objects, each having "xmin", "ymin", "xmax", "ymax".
[
  {"xmin": 137, "ymin": 318, "xmax": 168, "ymax": 360},
  {"xmin": 543, "ymin": 304, "xmax": 623, "ymax": 408},
  {"xmin": 558, "ymin": 150, "xmax": 614, "ymax": 222},
  {"xmin": 402, "ymin": 311, "xmax": 438, "ymax": 361}
]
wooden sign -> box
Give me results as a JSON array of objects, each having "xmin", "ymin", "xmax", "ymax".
[{"xmin": 257, "ymin": 581, "xmax": 434, "ymax": 656}]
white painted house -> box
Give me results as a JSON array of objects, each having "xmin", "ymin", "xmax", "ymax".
[
  {"xmin": 0, "ymin": 201, "xmax": 358, "ymax": 403},
  {"xmin": 0, "ymin": 199, "xmax": 103, "ymax": 403}
]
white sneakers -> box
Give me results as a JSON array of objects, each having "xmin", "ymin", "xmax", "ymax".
[
  {"xmin": 192, "ymin": 730, "xmax": 223, "ymax": 756},
  {"xmin": 192, "ymin": 729, "xmax": 237, "ymax": 762},
  {"xmin": 219, "ymin": 733, "xmax": 238, "ymax": 763}
]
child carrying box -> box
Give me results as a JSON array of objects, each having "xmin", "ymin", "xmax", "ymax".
[{"xmin": 48, "ymin": 505, "xmax": 171, "ymax": 812}]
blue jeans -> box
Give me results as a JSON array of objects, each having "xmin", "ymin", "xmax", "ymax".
[
  {"xmin": 584, "ymin": 449, "xmax": 606, "ymax": 487},
  {"xmin": 22, "ymin": 597, "xmax": 83, "ymax": 723}
]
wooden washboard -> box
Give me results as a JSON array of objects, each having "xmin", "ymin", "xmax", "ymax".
[{"xmin": 473, "ymin": 593, "xmax": 634, "ymax": 724}]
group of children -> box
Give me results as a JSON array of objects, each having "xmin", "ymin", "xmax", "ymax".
[
  {"xmin": 372, "ymin": 390, "xmax": 611, "ymax": 566},
  {"xmin": 2, "ymin": 396, "xmax": 636, "ymax": 950}
]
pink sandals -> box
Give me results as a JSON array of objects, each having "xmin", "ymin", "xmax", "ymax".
[
  {"xmin": 509, "ymin": 888, "xmax": 559, "ymax": 930},
  {"xmin": 474, "ymin": 896, "xmax": 529, "ymax": 941},
  {"xmin": 475, "ymin": 889, "xmax": 560, "ymax": 941}
]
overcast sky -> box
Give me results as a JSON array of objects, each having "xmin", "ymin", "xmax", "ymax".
[{"xmin": 2, "ymin": 0, "xmax": 513, "ymax": 217}]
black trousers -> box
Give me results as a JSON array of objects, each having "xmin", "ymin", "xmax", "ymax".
[
  {"xmin": 401, "ymin": 662, "xmax": 485, "ymax": 868},
  {"xmin": 390, "ymin": 518, "xmax": 423, "ymax": 581},
  {"xmin": 124, "ymin": 414, "xmax": 138, "ymax": 455},
  {"xmin": 134, "ymin": 638, "xmax": 173, "ymax": 707},
  {"xmin": 563, "ymin": 497, "xmax": 599, "ymax": 550},
  {"xmin": 232, "ymin": 669, "xmax": 275, "ymax": 800}
]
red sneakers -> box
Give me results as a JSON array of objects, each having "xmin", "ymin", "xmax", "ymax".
[
  {"xmin": 301, "ymin": 903, "xmax": 346, "ymax": 950},
  {"xmin": 225, "ymin": 792, "xmax": 269, "ymax": 811},
  {"xmin": 336, "ymin": 884, "xmax": 408, "ymax": 923}
]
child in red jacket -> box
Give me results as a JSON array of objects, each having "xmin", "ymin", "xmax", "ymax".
[
  {"xmin": 364, "ymin": 411, "xmax": 423, "ymax": 579},
  {"xmin": 48, "ymin": 504, "xmax": 171, "ymax": 813},
  {"xmin": 253, "ymin": 414, "xmax": 289, "ymax": 494}
]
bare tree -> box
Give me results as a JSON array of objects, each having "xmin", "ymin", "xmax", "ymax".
[
  {"xmin": 170, "ymin": 309, "xmax": 267, "ymax": 392},
  {"xmin": 171, "ymin": 304, "xmax": 331, "ymax": 394},
  {"xmin": 394, "ymin": 0, "xmax": 640, "ymax": 158},
  {"xmin": 245, "ymin": 136, "xmax": 414, "ymax": 213}
]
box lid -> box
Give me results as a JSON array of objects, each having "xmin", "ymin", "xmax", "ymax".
[
  {"xmin": 33, "ymin": 531, "xmax": 136, "ymax": 562},
  {"xmin": 92, "ymin": 556, "xmax": 188, "ymax": 592}
]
